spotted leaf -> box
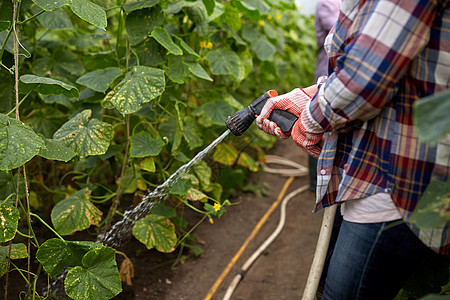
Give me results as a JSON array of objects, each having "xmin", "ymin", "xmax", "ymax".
[
  {"xmin": 53, "ymin": 109, "xmax": 113, "ymax": 158},
  {"xmin": 39, "ymin": 138, "xmax": 76, "ymax": 162},
  {"xmin": 0, "ymin": 114, "xmax": 45, "ymax": 171},
  {"xmin": 65, "ymin": 246, "xmax": 122, "ymax": 300},
  {"xmin": 105, "ymin": 66, "xmax": 165, "ymax": 115},
  {"xmin": 36, "ymin": 238, "xmax": 102, "ymax": 277},
  {"xmin": 213, "ymin": 143, "xmax": 238, "ymax": 166},
  {"xmin": 51, "ymin": 188, "xmax": 103, "ymax": 235},
  {"xmin": 0, "ymin": 243, "xmax": 27, "ymax": 277},
  {"xmin": 193, "ymin": 161, "xmax": 212, "ymax": 189},
  {"xmin": 132, "ymin": 214, "xmax": 177, "ymax": 253},
  {"xmin": 0, "ymin": 203, "xmax": 20, "ymax": 243}
]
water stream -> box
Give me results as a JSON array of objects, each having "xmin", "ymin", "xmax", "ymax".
[
  {"xmin": 101, "ymin": 129, "xmax": 231, "ymax": 247},
  {"xmin": 45, "ymin": 129, "xmax": 231, "ymax": 298}
]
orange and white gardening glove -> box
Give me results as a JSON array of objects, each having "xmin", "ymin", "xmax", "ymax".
[{"xmin": 255, "ymin": 88, "xmax": 325, "ymax": 158}]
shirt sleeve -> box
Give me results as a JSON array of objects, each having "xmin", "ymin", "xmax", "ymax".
[
  {"xmin": 316, "ymin": 0, "xmax": 341, "ymax": 34},
  {"xmin": 310, "ymin": 0, "xmax": 438, "ymax": 132}
]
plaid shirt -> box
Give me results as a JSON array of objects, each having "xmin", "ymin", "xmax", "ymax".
[{"xmin": 309, "ymin": 0, "xmax": 450, "ymax": 254}]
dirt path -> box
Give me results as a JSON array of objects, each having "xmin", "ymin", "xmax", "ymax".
[{"xmin": 119, "ymin": 139, "xmax": 324, "ymax": 300}]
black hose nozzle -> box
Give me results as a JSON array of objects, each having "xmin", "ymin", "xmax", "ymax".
[{"xmin": 225, "ymin": 90, "xmax": 298, "ymax": 136}]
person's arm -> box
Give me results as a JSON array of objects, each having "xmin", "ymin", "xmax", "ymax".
[
  {"xmin": 311, "ymin": 0, "xmax": 438, "ymax": 132},
  {"xmin": 316, "ymin": 0, "xmax": 341, "ymax": 34}
]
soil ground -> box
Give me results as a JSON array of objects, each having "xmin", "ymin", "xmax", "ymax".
[
  {"xmin": 1, "ymin": 139, "xmax": 324, "ymax": 300},
  {"xmin": 116, "ymin": 139, "xmax": 323, "ymax": 300}
]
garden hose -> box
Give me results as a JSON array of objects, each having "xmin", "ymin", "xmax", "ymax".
[
  {"xmin": 204, "ymin": 155, "xmax": 312, "ymax": 300},
  {"xmin": 223, "ymin": 184, "xmax": 310, "ymax": 300},
  {"xmin": 204, "ymin": 175, "xmax": 295, "ymax": 300}
]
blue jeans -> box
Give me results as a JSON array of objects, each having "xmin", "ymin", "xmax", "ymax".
[{"xmin": 321, "ymin": 220, "xmax": 437, "ymax": 300}]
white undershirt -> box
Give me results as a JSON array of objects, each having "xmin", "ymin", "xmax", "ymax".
[{"xmin": 340, "ymin": 193, "xmax": 402, "ymax": 223}]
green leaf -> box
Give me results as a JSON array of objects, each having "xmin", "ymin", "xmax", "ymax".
[
  {"xmin": 208, "ymin": 1, "xmax": 224, "ymax": 21},
  {"xmin": 231, "ymin": 0, "xmax": 259, "ymax": 23},
  {"xmin": 206, "ymin": 49, "xmax": 241, "ymax": 79},
  {"xmin": 0, "ymin": 1, "xmax": 12, "ymax": 25},
  {"xmin": 31, "ymin": 0, "xmax": 107, "ymax": 29},
  {"xmin": 124, "ymin": 0, "xmax": 160, "ymax": 12},
  {"xmin": 151, "ymin": 203, "xmax": 177, "ymax": 218},
  {"xmin": 213, "ymin": 143, "xmax": 238, "ymax": 165},
  {"xmin": 251, "ymin": 36, "xmax": 276, "ymax": 61},
  {"xmin": 133, "ymin": 38, "xmax": 166, "ymax": 66},
  {"xmin": 186, "ymin": 62, "xmax": 213, "ymax": 81},
  {"xmin": 65, "ymin": 246, "xmax": 122, "ymax": 300},
  {"xmin": 132, "ymin": 214, "xmax": 177, "ymax": 253},
  {"xmin": 32, "ymin": 49, "xmax": 84, "ymax": 83},
  {"xmin": 0, "ymin": 203, "xmax": 20, "ymax": 243},
  {"xmin": 220, "ymin": 4, "xmax": 242, "ymax": 32},
  {"xmin": 165, "ymin": 55, "xmax": 190, "ymax": 84},
  {"xmin": 173, "ymin": 36, "xmax": 200, "ymax": 59},
  {"xmin": 151, "ymin": 26, "xmax": 183, "ymax": 55},
  {"xmin": 37, "ymin": 8, "xmax": 74, "ymax": 30},
  {"xmin": 19, "ymin": 74, "xmax": 79, "ymax": 98},
  {"xmin": 410, "ymin": 179, "xmax": 450, "ymax": 229},
  {"xmin": 202, "ymin": 0, "xmax": 215, "ymax": 15},
  {"xmin": 76, "ymin": 68, "xmax": 122, "ymax": 93},
  {"xmin": 130, "ymin": 131, "xmax": 164, "ymax": 158},
  {"xmin": 40, "ymin": 94, "xmax": 74, "ymax": 109},
  {"xmin": 105, "ymin": 66, "xmax": 165, "ymax": 115},
  {"xmin": 414, "ymin": 89, "xmax": 450, "ymax": 143},
  {"xmin": 39, "ymin": 138, "xmax": 76, "ymax": 162},
  {"xmin": 0, "ymin": 21, "xmax": 10, "ymax": 32},
  {"xmin": 183, "ymin": 116, "xmax": 203, "ymax": 149},
  {"xmin": 51, "ymin": 188, "xmax": 102, "ymax": 235},
  {"xmin": 170, "ymin": 178, "xmax": 193, "ymax": 197},
  {"xmin": 126, "ymin": 6, "xmax": 164, "ymax": 45},
  {"xmin": 53, "ymin": 109, "xmax": 113, "ymax": 158},
  {"xmin": 0, "ymin": 31, "xmax": 31, "ymax": 58},
  {"xmin": 26, "ymin": 107, "xmax": 66, "ymax": 138},
  {"xmin": 0, "ymin": 114, "xmax": 45, "ymax": 171},
  {"xmin": 201, "ymin": 100, "xmax": 235, "ymax": 126},
  {"xmin": 36, "ymin": 238, "xmax": 102, "ymax": 277},
  {"xmin": 0, "ymin": 243, "xmax": 27, "ymax": 277}
]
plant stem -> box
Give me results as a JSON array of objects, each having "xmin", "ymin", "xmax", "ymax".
[
  {"xmin": 6, "ymin": 88, "xmax": 33, "ymax": 116},
  {"xmin": 19, "ymin": 10, "xmax": 45, "ymax": 25},
  {"xmin": 175, "ymin": 215, "xmax": 207, "ymax": 248},
  {"xmin": 30, "ymin": 213, "xmax": 66, "ymax": 243},
  {"xmin": 102, "ymin": 114, "xmax": 130, "ymax": 238}
]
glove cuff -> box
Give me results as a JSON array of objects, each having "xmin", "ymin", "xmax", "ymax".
[{"xmin": 301, "ymin": 99, "xmax": 325, "ymax": 134}]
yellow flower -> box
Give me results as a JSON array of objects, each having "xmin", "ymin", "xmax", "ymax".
[
  {"xmin": 267, "ymin": 15, "xmax": 273, "ymax": 21},
  {"xmin": 258, "ymin": 20, "xmax": 265, "ymax": 26},
  {"xmin": 206, "ymin": 42, "xmax": 213, "ymax": 49},
  {"xmin": 200, "ymin": 41, "xmax": 206, "ymax": 48},
  {"xmin": 209, "ymin": 217, "xmax": 214, "ymax": 224},
  {"xmin": 213, "ymin": 202, "xmax": 221, "ymax": 212},
  {"xmin": 276, "ymin": 13, "xmax": 282, "ymax": 20}
]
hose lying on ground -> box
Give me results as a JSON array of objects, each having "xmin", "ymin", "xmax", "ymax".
[
  {"xmin": 204, "ymin": 155, "xmax": 312, "ymax": 300},
  {"xmin": 223, "ymin": 184, "xmax": 310, "ymax": 300}
]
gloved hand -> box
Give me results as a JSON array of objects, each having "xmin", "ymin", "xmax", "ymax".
[
  {"xmin": 255, "ymin": 88, "xmax": 311, "ymax": 139},
  {"xmin": 255, "ymin": 88, "xmax": 325, "ymax": 158}
]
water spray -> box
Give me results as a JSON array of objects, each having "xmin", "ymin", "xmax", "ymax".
[{"xmin": 225, "ymin": 90, "xmax": 298, "ymax": 136}]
